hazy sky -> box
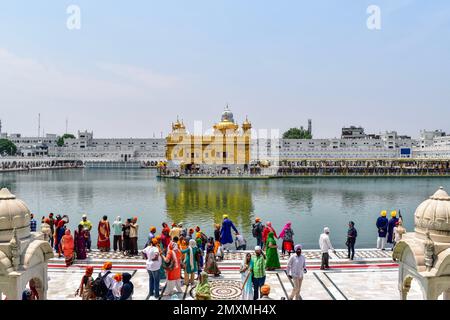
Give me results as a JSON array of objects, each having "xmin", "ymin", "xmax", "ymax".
[{"xmin": 0, "ymin": 0, "xmax": 449, "ymax": 139}]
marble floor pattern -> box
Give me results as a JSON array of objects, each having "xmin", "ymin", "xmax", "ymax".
[{"xmin": 46, "ymin": 267, "xmax": 423, "ymax": 300}]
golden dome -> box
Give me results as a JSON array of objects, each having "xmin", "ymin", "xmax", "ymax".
[{"xmin": 214, "ymin": 120, "xmax": 238, "ymax": 131}]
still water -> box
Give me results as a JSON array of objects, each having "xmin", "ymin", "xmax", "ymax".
[{"xmin": 1, "ymin": 169, "xmax": 449, "ymax": 249}]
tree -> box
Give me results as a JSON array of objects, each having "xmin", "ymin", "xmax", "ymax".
[
  {"xmin": 56, "ymin": 133, "xmax": 76, "ymax": 147},
  {"xmin": 282, "ymin": 127, "xmax": 312, "ymax": 139},
  {"xmin": 0, "ymin": 139, "xmax": 17, "ymax": 156}
]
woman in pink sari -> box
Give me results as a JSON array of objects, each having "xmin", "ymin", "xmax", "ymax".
[
  {"xmin": 279, "ymin": 222, "xmax": 295, "ymax": 256},
  {"xmin": 97, "ymin": 215, "xmax": 111, "ymax": 252}
]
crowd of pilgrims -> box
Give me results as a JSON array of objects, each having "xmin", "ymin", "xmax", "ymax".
[
  {"xmin": 33, "ymin": 213, "xmax": 311, "ymax": 300},
  {"xmin": 27, "ymin": 210, "xmax": 403, "ymax": 300}
]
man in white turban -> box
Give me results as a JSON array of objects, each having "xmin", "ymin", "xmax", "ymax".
[
  {"xmin": 319, "ymin": 227, "xmax": 336, "ymax": 270},
  {"xmin": 286, "ymin": 244, "xmax": 306, "ymax": 300},
  {"xmin": 251, "ymin": 245, "xmax": 266, "ymax": 300}
]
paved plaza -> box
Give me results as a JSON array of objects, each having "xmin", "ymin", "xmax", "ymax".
[{"xmin": 46, "ymin": 248, "xmax": 425, "ymax": 300}]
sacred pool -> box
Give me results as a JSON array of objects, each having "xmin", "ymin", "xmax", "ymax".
[{"xmin": 0, "ymin": 168, "xmax": 448, "ymax": 249}]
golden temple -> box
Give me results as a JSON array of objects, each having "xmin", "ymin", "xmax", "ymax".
[{"xmin": 166, "ymin": 106, "xmax": 252, "ymax": 170}]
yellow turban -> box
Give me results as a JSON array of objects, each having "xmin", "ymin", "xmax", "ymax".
[
  {"xmin": 102, "ymin": 261, "xmax": 112, "ymax": 270},
  {"xmin": 391, "ymin": 210, "xmax": 397, "ymax": 217},
  {"xmin": 260, "ymin": 284, "xmax": 270, "ymax": 295},
  {"xmin": 150, "ymin": 226, "xmax": 156, "ymax": 232},
  {"xmin": 380, "ymin": 210, "xmax": 387, "ymax": 217},
  {"xmin": 223, "ymin": 214, "xmax": 228, "ymax": 219}
]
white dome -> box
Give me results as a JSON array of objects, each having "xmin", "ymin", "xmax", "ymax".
[
  {"xmin": 414, "ymin": 186, "xmax": 450, "ymax": 242},
  {"xmin": 0, "ymin": 188, "xmax": 31, "ymax": 242}
]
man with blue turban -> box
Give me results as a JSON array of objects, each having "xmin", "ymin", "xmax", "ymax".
[{"xmin": 220, "ymin": 214, "xmax": 239, "ymax": 251}]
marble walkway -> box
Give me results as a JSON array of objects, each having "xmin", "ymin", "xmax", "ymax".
[{"xmin": 46, "ymin": 248, "xmax": 425, "ymax": 300}]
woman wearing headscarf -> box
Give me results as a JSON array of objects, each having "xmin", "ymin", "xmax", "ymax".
[
  {"xmin": 205, "ymin": 237, "xmax": 221, "ymax": 276},
  {"xmin": 154, "ymin": 236, "xmax": 167, "ymax": 282},
  {"xmin": 279, "ymin": 222, "xmax": 295, "ymax": 256},
  {"xmin": 195, "ymin": 272, "xmax": 211, "ymax": 300},
  {"xmin": 55, "ymin": 220, "xmax": 66, "ymax": 257},
  {"xmin": 112, "ymin": 216, "xmax": 123, "ymax": 252},
  {"xmin": 74, "ymin": 224, "xmax": 87, "ymax": 260},
  {"xmin": 77, "ymin": 266, "xmax": 95, "ymax": 300},
  {"xmin": 195, "ymin": 233, "xmax": 204, "ymax": 278},
  {"xmin": 97, "ymin": 215, "xmax": 111, "ymax": 252},
  {"xmin": 29, "ymin": 279, "xmax": 39, "ymax": 300},
  {"xmin": 262, "ymin": 222, "xmax": 278, "ymax": 250},
  {"xmin": 213, "ymin": 224, "xmax": 221, "ymax": 254},
  {"xmin": 240, "ymin": 253, "xmax": 254, "ymax": 300},
  {"xmin": 265, "ymin": 232, "xmax": 281, "ymax": 270},
  {"xmin": 163, "ymin": 242, "xmax": 183, "ymax": 295},
  {"xmin": 181, "ymin": 239, "xmax": 199, "ymax": 286},
  {"xmin": 60, "ymin": 229, "xmax": 75, "ymax": 266},
  {"xmin": 178, "ymin": 236, "xmax": 188, "ymax": 279},
  {"xmin": 161, "ymin": 227, "xmax": 171, "ymax": 250}
]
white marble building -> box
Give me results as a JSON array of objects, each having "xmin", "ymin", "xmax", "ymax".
[{"xmin": 48, "ymin": 130, "xmax": 166, "ymax": 164}]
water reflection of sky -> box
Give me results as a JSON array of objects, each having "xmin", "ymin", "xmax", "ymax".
[{"xmin": 1, "ymin": 170, "xmax": 449, "ymax": 249}]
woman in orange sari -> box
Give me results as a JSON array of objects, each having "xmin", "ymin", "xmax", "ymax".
[
  {"xmin": 162, "ymin": 242, "xmax": 183, "ymax": 295},
  {"xmin": 213, "ymin": 224, "xmax": 221, "ymax": 254},
  {"xmin": 97, "ymin": 215, "xmax": 111, "ymax": 252},
  {"xmin": 61, "ymin": 229, "xmax": 75, "ymax": 266}
]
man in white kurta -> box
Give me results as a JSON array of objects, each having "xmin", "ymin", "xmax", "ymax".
[
  {"xmin": 319, "ymin": 227, "xmax": 336, "ymax": 270},
  {"xmin": 286, "ymin": 244, "xmax": 306, "ymax": 300}
]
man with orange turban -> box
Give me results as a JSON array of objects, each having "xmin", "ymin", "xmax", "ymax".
[
  {"xmin": 145, "ymin": 226, "xmax": 157, "ymax": 247},
  {"xmin": 258, "ymin": 284, "xmax": 273, "ymax": 300},
  {"xmin": 112, "ymin": 273, "xmax": 123, "ymax": 300},
  {"xmin": 77, "ymin": 266, "xmax": 95, "ymax": 300},
  {"xmin": 98, "ymin": 261, "xmax": 114, "ymax": 300}
]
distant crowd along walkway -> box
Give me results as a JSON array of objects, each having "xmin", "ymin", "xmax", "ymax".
[{"xmin": 49, "ymin": 248, "xmax": 393, "ymax": 265}]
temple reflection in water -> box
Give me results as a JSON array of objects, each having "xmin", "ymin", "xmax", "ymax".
[{"xmin": 164, "ymin": 179, "xmax": 254, "ymax": 233}]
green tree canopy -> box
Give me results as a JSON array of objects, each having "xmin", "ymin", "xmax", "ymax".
[
  {"xmin": 0, "ymin": 139, "xmax": 17, "ymax": 155},
  {"xmin": 56, "ymin": 133, "xmax": 76, "ymax": 147},
  {"xmin": 282, "ymin": 127, "xmax": 312, "ymax": 139}
]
